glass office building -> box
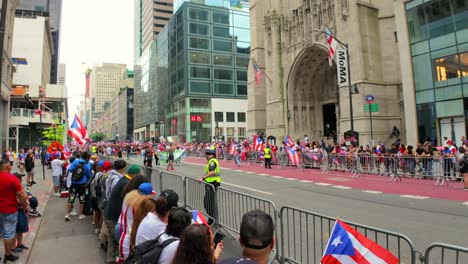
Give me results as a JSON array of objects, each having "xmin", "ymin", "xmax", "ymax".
[
  {"xmin": 407, "ymin": 0, "xmax": 468, "ymax": 145},
  {"xmin": 134, "ymin": 1, "xmax": 249, "ymax": 142}
]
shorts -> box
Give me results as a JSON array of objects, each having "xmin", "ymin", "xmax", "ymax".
[
  {"xmin": 16, "ymin": 210, "xmax": 29, "ymax": 233},
  {"xmin": 52, "ymin": 175, "xmax": 61, "ymax": 187},
  {"xmin": 168, "ymin": 154, "xmax": 175, "ymax": 161},
  {"xmin": 0, "ymin": 212, "xmax": 18, "ymax": 239},
  {"xmin": 68, "ymin": 184, "xmax": 87, "ymax": 204},
  {"xmin": 91, "ymin": 197, "xmax": 100, "ymax": 211}
]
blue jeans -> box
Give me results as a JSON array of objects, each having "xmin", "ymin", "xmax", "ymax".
[
  {"xmin": 235, "ymin": 155, "xmax": 241, "ymax": 166},
  {"xmin": 0, "ymin": 212, "xmax": 18, "ymax": 239}
]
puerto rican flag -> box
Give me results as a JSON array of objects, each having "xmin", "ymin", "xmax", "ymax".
[
  {"xmin": 67, "ymin": 114, "xmax": 89, "ymax": 145},
  {"xmin": 192, "ymin": 210, "xmax": 211, "ymax": 232},
  {"xmin": 284, "ymin": 135, "xmax": 294, "ymax": 148},
  {"xmin": 252, "ymin": 135, "xmax": 263, "ymax": 152},
  {"xmin": 286, "ymin": 147, "xmax": 301, "ymax": 165},
  {"xmin": 321, "ymin": 220, "xmax": 398, "ymax": 264},
  {"xmin": 325, "ymin": 27, "xmax": 338, "ymax": 66},
  {"xmin": 229, "ymin": 143, "xmax": 236, "ymax": 155}
]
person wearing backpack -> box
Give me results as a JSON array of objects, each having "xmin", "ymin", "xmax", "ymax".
[
  {"xmin": 125, "ymin": 207, "xmax": 192, "ymax": 264},
  {"xmin": 65, "ymin": 152, "xmax": 92, "ymax": 221},
  {"xmin": 457, "ymin": 146, "xmax": 468, "ymax": 191}
]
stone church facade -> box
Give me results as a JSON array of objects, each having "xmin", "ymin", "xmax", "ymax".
[{"xmin": 248, "ymin": 0, "xmax": 407, "ymax": 146}]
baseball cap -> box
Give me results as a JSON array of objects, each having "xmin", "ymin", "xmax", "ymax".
[
  {"xmin": 97, "ymin": 160, "xmax": 104, "ymax": 167},
  {"xmin": 240, "ymin": 210, "xmax": 274, "ymax": 250},
  {"xmin": 54, "ymin": 152, "xmax": 61, "ymax": 158},
  {"xmin": 159, "ymin": 190, "xmax": 179, "ymax": 208},
  {"xmin": 127, "ymin": 164, "xmax": 141, "ymax": 175},
  {"xmin": 206, "ymin": 148, "xmax": 216, "ymax": 155},
  {"xmin": 138, "ymin": 183, "xmax": 156, "ymax": 195},
  {"xmin": 101, "ymin": 161, "xmax": 112, "ymax": 172}
]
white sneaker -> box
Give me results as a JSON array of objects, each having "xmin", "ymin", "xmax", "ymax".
[
  {"xmin": 94, "ymin": 228, "xmax": 100, "ymax": 234},
  {"xmin": 78, "ymin": 214, "xmax": 86, "ymax": 220},
  {"xmin": 54, "ymin": 193, "xmax": 61, "ymax": 197},
  {"xmin": 70, "ymin": 210, "xmax": 78, "ymax": 216},
  {"xmin": 65, "ymin": 214, "xmax": 70, "ymax": 221}
]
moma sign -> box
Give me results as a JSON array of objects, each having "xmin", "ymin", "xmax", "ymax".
[{"xmin": 337, "ymin": 49, "xmax": 349, "ymax": 88}]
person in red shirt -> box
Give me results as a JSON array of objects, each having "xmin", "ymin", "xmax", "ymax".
[{"xmin": 0, "ymin": 158, "xmax": 29, "ymax": 262}]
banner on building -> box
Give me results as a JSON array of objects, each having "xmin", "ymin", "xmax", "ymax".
[{"xmin": 336, "ymin": 48, "xmax": 349, "ymax": 88}]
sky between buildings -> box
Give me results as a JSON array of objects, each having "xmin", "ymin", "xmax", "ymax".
[{"xmin": 60, "ymin": 0, "xmax": 134, "ymax": 120}]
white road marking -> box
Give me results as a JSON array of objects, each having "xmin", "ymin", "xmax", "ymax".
[
  {"xmin": 315, "ymin": 182, "xmax": 332, "ymax": 186},
  {"xmin": 285, "ymin": 178, "xmax": 297, "ymax": 181},
  {"xmin": 223, "ymin": 182, "xmax": 273, "ymax": 195},
  {"xmin": 333, "ymin": 185, "xmax": 352, "ymax": 190},
  {"xmin": 258, "ymin": 173, "xmax": 269, "ymax": 176},
  {"xmin": 245, "ymin": 171, "xmax": 255, "ymax": 174},
  {"xmin": 234, "ymin": 170, "xmax": 244, "ymax": 172},
  {"xmin": 362, "ymin": 190, "xmax": 383, "ymax": 194},
  {"xmin": 299, "ymin": 180, "xmax": 314, "ymax": 183},
  {"xmin": 400, "ymin": 195, "xmax": 429, "ymax": 200},
  {"xmin": 271, "ymin": 176, "xmax": 285, "ymax": 179},
  {"xmin": 462, "ymin": 201, "xmax": 468, "ymax": 206}
]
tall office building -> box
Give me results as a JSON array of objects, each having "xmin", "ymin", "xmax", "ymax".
[
  {"xmin": 134, "ymin": 0, "xmax": 173, "ymax": 62},
  {"xmin": 57, "ymin": 63, "xmax": 65, "ymax": 85},
  {"xmin": 16, "ymin": 0, "xmax": 62, "ymax": 84},
  {"xmin": 90, "ymin": 63, "xmax": 127, "ymax": 114}
]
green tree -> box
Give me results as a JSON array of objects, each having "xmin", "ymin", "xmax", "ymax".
[
  {"xmin": 90, "ymin": 132, "xmax": 105, "ymax": 142},
  {"xmin": 42, "ymin": 119, "xmax": 65, "ymax": 146}
]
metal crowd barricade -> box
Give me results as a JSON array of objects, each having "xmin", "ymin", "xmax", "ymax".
[
  {"xmin": 279, "ymin": 206, "xmax": 416, "ymax": 264},
  {"xmin": 184, "ymin": 177, "xmax": 218, "ymax": 225},
  {"xmin": 160, "ymin": 171, "xmax": 185, "ymax": 206},
  {"xmin": 422, "ymin": 243, "xmax": 468, "ymax": 264},
  {"xmin": 216, "ymin": 187, "xmax": 277, "ymax": 235},
  {"xmin": 300, "ymin": 151, "xmax": 325, "ymax": 170}
]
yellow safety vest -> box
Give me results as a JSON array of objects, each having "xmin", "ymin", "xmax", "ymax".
[
  {"xmin": 264, "ymin": 148, "xmax": 271, "ymax": 159},
  {"xmin": 204, "ymin": 158, "xmax": 221, "ymax": 183},
  {"xmin": 92, "ymin": 146, "xmax": 97, "ymax": 153}
]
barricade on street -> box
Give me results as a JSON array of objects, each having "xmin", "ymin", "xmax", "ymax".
[
  {"xmin": 300, "ymin": 151, "xmax": 326, "ymax": 171},
  {"xmin": 184, "ymin": 177, "xmax": 218, "ymax": 225},
  {"xmin": 278, "ymin": 206, "xmax": 416, "ymax": 264},
  {"xmin": 160, "ymin": 171, "xmax": 185, "ymax": 206},
  {"xmin": 422, "ymin": 242, "xmax": 468, "ymax": 264}
]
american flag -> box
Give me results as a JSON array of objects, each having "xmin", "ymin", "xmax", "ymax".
[
  {"xmin": 253, "ymin": 63, "xmax": 263, "ymax": 87},
  {"xmin": 286, "ymin": 147, "xmax": 301, "ymax": 166},
  {"xmin": 252, "ymin": 135, "xmax": 264, "ymax": 152},
  {"xmin": 325, "ymin": 27, "xmax": 338, "ymax": 66},
  {"xmin": 284, "ymin": 135, "xmax": 294, "ymax": 148}
]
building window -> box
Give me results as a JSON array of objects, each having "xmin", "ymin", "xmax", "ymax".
[
  {"xmin": 190, "ymin": 66, "xmax": 211, "ymax": 79},
  {"xmin": 236, "ymin": 57, "xmax": 249, "ymax": 68},
  {"xmin": 213, "ymin": 54, "xmax": 233, "ymax": 66},
  {"xmin": 212, "ymin": 12, "xmax": 230, "ymax": 25},
  {"xmin": 236, "ymin": 42, "xmax": 250, "ymax": 54},
  {"xmin": 189, "ymin": 23, "xmax": 210, "ymax": 36},
  {"xmin": 238, "ymin": 127, "xmax": 246, "ymax": 137},
  {"xmin": 424, "ymin": 0, "xmax": 454, "ymax": 39},
  {"xmin": 189, "ymin": 8, "xmax": 209, "ymax": 21},
  {"xmin": 214, "ymin": 82, "xmax": 234, "ymax": 95},
  {"xmin": 236, "ymin": 70, "xmax": 247, "ymax": 81},
  {"xmin": 214, "ymin": 69, "xmax": 233, "ymax": 80},
  {"xmin": 213, "ymin": 26, "xmax": 232, "ymax": 38},
  {"xmin": 237, "ymin": 84, "xmax": 247, "ymax": 96},
  {"xmin": 215, "ymin": 112, "xmax": 223, "ymax": 122},
  {"xmin": 154, "ymin": 23, "xmax": 166, "ymax": 28},
  {"xmin": 154, "ymin": 16, "xmax": 170, "ymax": 21},
  {"xmin": 190, "ymin": 81, "xmax": 211, "ymax": 94},
  {"xmin": 233, "ymin": 13, "xmax": 249, "ymax": 28},
  {"xmin": 190, "ymin": 37, "xmax": 210, "ymax": 50},
  {"xmin": 154, "ymin": 1, "xmax": 173, "ymax": 6},
  {"xmin": 227, "ymin": 127, "xmax": 235, "ymax": 136},
  {"xmin": 190, "ymin": 52, "xmax": 211, "ymax": 64},
  {"xmin": 226, "ymin": 112, "xmax": 235, "ymax": 122},
  {"xmin": 213, "ymin": 40, "xmax": 233, "ymax": 52},
  {"xmin": 237, "ymin": 112, "xmax": 246, "ymax": 122},
  {"xmin": 154, "ymin": 8, "xmax": 173, "ymax": 14},
  {"xmin": 433, "ymin": 54, "xmax": 460, "ymax": 82}
]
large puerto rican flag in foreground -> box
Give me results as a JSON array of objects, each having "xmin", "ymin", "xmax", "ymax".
[
  {"xmin": 252, "ymin": 135, "xmax": 263, "ymax": 152},
  {"xmin": 321, "ymin": 220, "xmax": 398, "ymax": 264},
  {"xmin": 286, "ymin": 147, "xmax": 301, "ymax": 165},
  {"xmin": 68, "ymin": 114, "xmax": 89, "ymax": 145}
]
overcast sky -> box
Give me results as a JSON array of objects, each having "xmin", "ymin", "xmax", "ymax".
[{"xmin": 60, "ymin": 0, "xmax": 134, "ymax": 119}]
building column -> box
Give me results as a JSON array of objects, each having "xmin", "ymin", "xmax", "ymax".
[{"xmin": 185, "ymin": 97, "xmax": 191, "ymax": 143}]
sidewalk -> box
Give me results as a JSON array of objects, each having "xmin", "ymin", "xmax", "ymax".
[{"xmin": 184, "ymin": 157, "xmax": 468, "ymax": 201}]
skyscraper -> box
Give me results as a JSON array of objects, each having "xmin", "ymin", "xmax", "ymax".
[
  {"xmin": 90, "ymin": 63, "xmax": 127, "ymax": 114},
  {"xmin": 16, "ymin": 0, "xmax": 62, "ymax": 84},
  {"xmin": 134, "ymin": 0, "xmax": 173, "ymax": 62}
]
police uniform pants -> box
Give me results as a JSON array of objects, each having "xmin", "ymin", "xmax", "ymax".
[
  {"xmin": 265, "ymin": 157, "xmax": 272, "ymax": 168},
  {"xmin": 204, "ymin": 182, "xmax": 219, "ymax": 225}
]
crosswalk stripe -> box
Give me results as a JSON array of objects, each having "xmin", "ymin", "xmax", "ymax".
[
  {"xmin": 315, "ymin": 182, "xmax": 332, "ymax": 186},
  {"xmin": 258, "ymin": 173, "xmax": 269, "ymax": 176},
  {"xmin": 245, "ymin": 171, "xmax": 255, "ymax": 174},
  {"xmin": 400, "ymin": 195, "xmax": 429, "ymax": 200},
  {"xmin": 362, "ymin": 190, "xmax": 383, "ymax": 194},
  {"xmin": 285, "ymin": 178, "xmax": 297, "ymax": 181},
  {"xmin": 271, "ymin": 176, "xmax": 285, "ymax": 179},
  {"xmin": 299, "ymin": 180, "xmax": 314, "ymax": 183},
  {"xmin": 333, "ymin": 185, "xmax": 352, "ymax": 190}
]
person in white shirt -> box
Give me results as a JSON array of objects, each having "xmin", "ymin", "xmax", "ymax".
[
  {"xmin": 50, "ymin": 153, "xmax": 64, "ymax": 196},
  {"xmin": 134, "ymin": 190, "xmax": 179, "ymax": 246},
  {"xmin": 156, "ymin": 207, "xmax": 192, "ymax": 264}
]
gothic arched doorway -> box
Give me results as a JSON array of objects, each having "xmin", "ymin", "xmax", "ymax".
[{"xmin": 287, "ymin": 44, "xmax": 338, "ymax": 141}]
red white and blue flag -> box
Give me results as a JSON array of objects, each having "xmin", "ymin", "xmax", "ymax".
[
  {"xmin": 192, "ymin": 210, "xmax": 211, "ymax": 232},
  {"xmin": 67, "ymin": 114, "xmax": 89, "ymax": 145},
  {"xmin": 325, "ymin": 27, "xmax": 338, "ymax": 67},
  {"xmin": 253, "ymin": 63, "xmax": 263, "ymax": 87},
  {"xmin": 284, "ymin": 135, "xmax": 294, "ymax": 148},
  {"xmin": 321, "ymin": 219, "xmax": 398, "ymax": 264},
  {"xmin": 229, "ymin": 143, "xmax": 236, "ymax": 155},
  {"xmin": 286, "ymin": 147, "xmax": 301, "ymax": 165},
  {"xmin": 253, "ymin": 135, "xmax": 263, "ymax": 152}
]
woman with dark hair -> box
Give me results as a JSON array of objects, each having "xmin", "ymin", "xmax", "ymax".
[
  {"xmin": 172, "ymin": 224, "xmax": 223, "ymax": 264},
  {"xmin": 121, "ymin": 175, "xmax": 148, "ymax": 198}
]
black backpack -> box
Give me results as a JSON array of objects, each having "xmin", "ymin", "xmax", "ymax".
[
  {"xmin": 72, "ymin": 162, "xmax": 86, "ymax": 182},
  {"xmin": 125, "ymin": 234, "xmax": 178, "ymax": 264}
]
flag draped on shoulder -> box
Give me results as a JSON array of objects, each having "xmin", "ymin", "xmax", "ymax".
[
  {"xmin": 253, "ymin": 63, "xmax": 263, "ymax": 87},
  {"xmin": 68, "ymin": 114, "xmax": 89, "ymax": 145},
  {"xmin": 252, "ymin": 135, "xmax": 263, "ymax": 152},
  {"xmin": 321, "ymin": 219, "xmax": 399, "ymax": 264},
  {"xmin": 286, "ymin": 147, "xmax": 301, "ymax": 165},
  {"xmin": 325, "ymin": 27, "xmax": 338, "ymax": 66}
]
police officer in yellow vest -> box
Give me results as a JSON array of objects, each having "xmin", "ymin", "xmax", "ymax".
[
  {"xmin": 198, "ymin": 148, "xmax": 220, "ymax": 224},
  {"xmin": 264, "ymin": 144, "xmax": 272, "ymax": 169}
]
